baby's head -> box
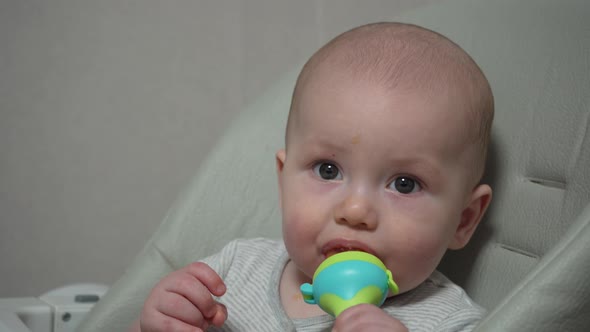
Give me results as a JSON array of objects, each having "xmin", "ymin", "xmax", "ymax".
[{"xmin": 276, "ymin": 22, "xmax": 494, "ymax": 294}]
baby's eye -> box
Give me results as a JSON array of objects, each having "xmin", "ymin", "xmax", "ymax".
[
  {"xmin": 313, "ymin": 162, "xmax": 342, "ymax": 180},
  {"xmin": 388, "ymin": 176, "xmax": 421, "ymax": 194}
]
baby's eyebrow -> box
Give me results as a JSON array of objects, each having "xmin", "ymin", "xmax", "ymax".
[
  {"xmin": 303, "ymin": 136, "xmax": 351, "ymax": 154},
  {"xmin": 389, "ymin": 157, "xmax": 443, "ymax": 180}
]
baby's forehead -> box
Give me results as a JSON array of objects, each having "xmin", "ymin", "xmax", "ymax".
[
  {"xmin": 292, "ymin": 72, "xmax": 480, "ymax": 168},
  {"xmin": 301, "ymin": 62, "xmax": 475, "ymax": 122},
  {"xmin": 298, "ymin": 74, "xmax": 469, "ymax": 135},
  {"xmin": 311, "ymin": 44, "xmax": 482, "ymax": 121}
]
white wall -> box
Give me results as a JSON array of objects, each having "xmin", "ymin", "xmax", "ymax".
[{"xmin": 0, "ymin": 0, "xmax": 434, "ymax": 296}]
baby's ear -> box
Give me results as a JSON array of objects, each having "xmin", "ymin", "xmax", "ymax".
[
  {"xmin": 275, "ymin": 149, "xmax": 286, "ymax": 208},
  {"xmin": 276, "ymin": 149, "xmax": 286, "ymax": 174},
  {"xmin": 449, "ymin": 184, "xmax": 492, "ymax": 250}
]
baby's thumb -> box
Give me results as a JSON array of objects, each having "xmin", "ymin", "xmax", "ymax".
[{"xmin": 210, "ymin": 303, "xmax": 228, "ymax": 327}]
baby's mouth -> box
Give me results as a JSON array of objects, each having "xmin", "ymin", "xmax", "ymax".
[
  {"xmin": 325, "ymin": 247, "xmax": 354, "ymax": 258},
  {"xmin": 321, "ymin": 239, "xmax": 376, "ymax": 259}
]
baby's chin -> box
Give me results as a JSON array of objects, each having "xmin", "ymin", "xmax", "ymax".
[
  {"xmin": 290, "ymin": 260, "xmax": 315, "ymax": 284},
  {"xmin": 393, "ymin": 275, "xmax": 431, "ymax": 295}
]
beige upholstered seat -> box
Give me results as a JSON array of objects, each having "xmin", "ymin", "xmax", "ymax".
[{"xmin": 80, "ymin": 0, "xmax": 590, "ymax": 330}]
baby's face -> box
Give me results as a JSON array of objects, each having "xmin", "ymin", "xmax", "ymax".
[{"xmin": 277, "ymin": 72, "xmax": 482, "ymax": 294}]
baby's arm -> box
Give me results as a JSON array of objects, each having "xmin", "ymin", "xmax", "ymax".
[
  {"xmin": 131, "ymin": 262, "xmax": 227, "ymax": 332},
  {"xmin": 332, "ymin": 304, "xmax": 408, "ymax": 332}
]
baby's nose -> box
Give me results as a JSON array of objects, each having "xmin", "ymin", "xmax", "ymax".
[{"xmin": 334, "ymin": 193, "xmax": 378, "ymax": 230}]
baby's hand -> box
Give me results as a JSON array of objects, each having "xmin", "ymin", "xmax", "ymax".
[
  {"xmin": 140, "ymin": 262, "xmax": 227, "ymax": 332},
  {"xmin": 332, "ymin": 304, "xmax": 408, "ymax": 332}
]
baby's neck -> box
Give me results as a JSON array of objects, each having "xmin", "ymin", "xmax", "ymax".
[{"xmin": 279, "ymin": 260, "xmax": 327, "ymax": 319}]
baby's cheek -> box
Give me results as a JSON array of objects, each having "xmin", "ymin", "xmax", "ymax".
[
  {"xmin": 390, "ymin": 232, "xmax": 449, "ymax": 292},
  {"xmin": 282, "ymin": 189, "xmax": 320, "ymax": 230},
  {"xmin": 282, "ymin": 204, "xmax": 312, "ymax": 246},
  {"xmin": 282, "ymin": 204, "xmax": 306, "ymax": 233}
]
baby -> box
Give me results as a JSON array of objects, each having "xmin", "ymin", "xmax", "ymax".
[{"xmin": 135, "ymin": 22, "xmax": 494, "ymax": 332}]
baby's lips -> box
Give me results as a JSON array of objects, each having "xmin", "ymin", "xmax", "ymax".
[{"xmin": 321, "ymin": 238, "xmax": 377, "ymax": 258}]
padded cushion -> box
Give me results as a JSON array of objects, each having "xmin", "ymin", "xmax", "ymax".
[
  {"xmin": 80, "ymin": 0, "xmax": 590, "ymax": 331},
  {"xmin": 476, "ymin": 203, "xmax": 590, "ymax": 331}
]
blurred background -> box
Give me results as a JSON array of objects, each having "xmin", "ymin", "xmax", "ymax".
[{"xmin": 0, "ymin": 0, "xmax": 437, "ymax": 296}]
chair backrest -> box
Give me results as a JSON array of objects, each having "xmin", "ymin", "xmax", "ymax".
[{"xmin": 80, "ymin": 0, "xmax": 590, "ymax": 331}]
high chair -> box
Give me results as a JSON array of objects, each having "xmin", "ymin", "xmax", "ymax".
[{"xmin": 79, "ymin": 0, "xmax": 590, "ymax": 330}]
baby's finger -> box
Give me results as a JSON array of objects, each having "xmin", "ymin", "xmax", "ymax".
[
  {"xmin": 165, "ymin": 272, "xmax": 220, "ymax": 319},
  {"xmin": 209, "ymin": 302, "xmax": 228, "ymax": 327},
  {"xmin": 155, "ymin": 291, "xmax": 206, "ymax": 327},
  {"xmin": 142, "ymin": 309, "xmax": 206, "ymax": 332},
  {"xmin": 184, "ymin": 262, "xmax": 226, "ymax": 296}
]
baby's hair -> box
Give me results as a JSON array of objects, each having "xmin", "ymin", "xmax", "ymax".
[{"xmin": 287, "ymin": 22, "xmax": 494, "ymax": 185}]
